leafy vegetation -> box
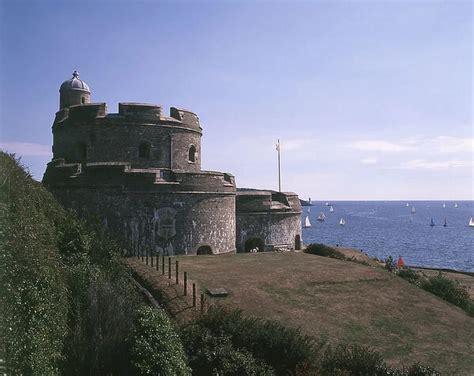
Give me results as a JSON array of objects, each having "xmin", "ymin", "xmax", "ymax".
[
  {"xmin": 131, "ymin": 306, "xmax": 191, "ymax": 375},
  {"xmin": 392, "ymin": 262, "xmax": 474, "ymax": 317},
  {"xmin": 304, "ymin": 243, "xmax": 347, "ymax": 260}
]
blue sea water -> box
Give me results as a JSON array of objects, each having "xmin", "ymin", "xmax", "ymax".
[{"xmin": 301, "ymin": 201, "xmax": 474, "ymax": 272}]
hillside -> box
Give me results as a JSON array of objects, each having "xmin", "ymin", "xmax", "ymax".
[{"xmin": 128, "ymin": 252, "xmax": 474, "ymax": 375}]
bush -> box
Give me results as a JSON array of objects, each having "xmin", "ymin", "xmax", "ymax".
[
  {"xmin": 397, "ymin": 268, "xmax": 422, "ymax": 286},
  {"xmin": 304, "ymin": 243, "xmax": 346, "ymax": 260},
  {"xmin": 0, "ymin": 152, "xmax": 69, "ymax": 375},
  {"xmin": 320, "ymin": 344, "xmax": 387, "ymax": 376},
  {"xmin": 182, "ymin": 307, "xmax": 321, "ymax": 375},
  {"xmin": 131, "ymin": 306, "xmax": 191, "ymax": 376},
  {"xmin": 182, "ymin": 324, "xmax": 274, "ymax": 376},
  {"xmin": 421, "ymin": 273, "xmax": 471, "ymax": 311}
]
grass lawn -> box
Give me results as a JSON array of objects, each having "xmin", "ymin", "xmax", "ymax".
[{"xmin": 167, "ymin": 251, "xmax": 474, "ymax": 374}]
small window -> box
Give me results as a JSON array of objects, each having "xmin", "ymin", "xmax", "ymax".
[
  {"xmin": 139, "ymin": 142, "xmax": 151, "ymax": 159},
  {"xmin": 188, "ymin": 145, "xmax": 196, "ymax": 162},
  {"xmin": 81, "ymin": 97, "xmax": 86, "ymax": 104}
]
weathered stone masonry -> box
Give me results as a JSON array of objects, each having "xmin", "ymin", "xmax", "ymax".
[{"xmin": 43, "ymin": 72, "xmax": 301, "ymax": 255}]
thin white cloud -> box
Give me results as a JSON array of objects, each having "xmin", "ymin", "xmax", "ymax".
[
  {"xmin": 361, "ymin": 158, "xmax": 378, "ymax": 165},
  {"xmin": 429, "ymin": 136, "xmax": 474, "ymax": 154},
  {"xmin": 392, "ymin": 159, "xmax": 473, "ymax": 171},
  {"xmin": 349, "ymin": 140, "xmax": 414, "ymax": 152},
  {"xmin": 0, "ymin": 142, "xmax": 52, "ymax": 157}
]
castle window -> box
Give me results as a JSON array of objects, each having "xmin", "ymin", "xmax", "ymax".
[
  {"xmin": 81, "ymin": 97, "xmax": 86, "ymax": 104},
  {"xmin": 139, "ymin": 142, "xmax": 151, "ymax": 159},
  {"xmin": 188, "ymin": 145, "xmax": 196, "ymax": 163}
]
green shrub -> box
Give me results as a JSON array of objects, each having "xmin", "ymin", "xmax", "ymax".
[
  {"xmin": 183, "ymin": 307, "xmax": 321, "ymax": 375},
  {"xmin": 421, "ymin": 273, "xmax": 471, "ymax": 310},
  {"xmin": 304, "ymin": 243, "xmax": 346, "ymax": 260},
  {"xmin": 182, "ymin": 324, "xmax": 274, "ymax": 376},
  {"xmin": 320, "ymin": 344, "xmax": 387, "ymax": 376},
  {"xmin": 0, "ymin": 152, "xmax": 69, "ymax": 375},
  {"xmin": 131, "ymin": 306, "xmax": 191, "ymax": 376},
  {"xmin": 397, "ymin": 268, "xmax": 422, "ymax": 286}
]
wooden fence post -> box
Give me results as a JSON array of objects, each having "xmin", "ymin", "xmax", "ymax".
[
  {"xmin": 156, "ymin": 254, "xmax": 159, "ymax": 271},
  {"xmin": 162, "ymin": 255, "xmax": 165, "ymax": 275},
  {"xmin": 146, "ymin": 249, "xmax": 148, "ymax": 265},
  {"xmin": 175, "ymin": 261, "xmax": 179, "ymax": 284},
  {"xmin": 141, "ymin": 249, "xmax": 144, "ymax": 263},
  {"xmin": 151, "ymin": 252, "xmax": 154, "ymax": 267},
  {"xmin": 200, "ymin": 293, "xmax": 205, "ymax": 313},
  {"xmin": 168, "ymin": 257, "xmax": 171, "ymax": 279},
  {"xmin": 192, "ymin": 283, "xmax": 196, "ymax": 307},
  {"xmin": 184, "ymin": 272, "xmax": 188, "ymax": 296}
]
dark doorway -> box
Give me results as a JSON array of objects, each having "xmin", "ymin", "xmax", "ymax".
[
  {"xmin": 196, "ymin": 245, "xmax": 212, "ymax": 255},
  {"xmin": 139, "ymin": 142, "xmax": 151, "ymax": 159},
  {"xmin": 244, "ymin": 237, "xmax": 264, "ymax": 253},
  {"xmin": 295, "ymin": 235, "xmax": 302, "ymax": 250}
]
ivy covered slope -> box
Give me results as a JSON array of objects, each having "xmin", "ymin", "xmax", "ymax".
[{"xmin": 0, "ymin": 152, "xmax": 189, "ymax": 375}]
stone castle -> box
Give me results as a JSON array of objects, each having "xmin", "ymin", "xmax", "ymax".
[{"xmin": 43, "ymin": 72, "xmax": 302, "ymax": 255}]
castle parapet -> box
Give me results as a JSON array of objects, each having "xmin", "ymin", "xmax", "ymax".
[
  {"xmin": 68, "ymin": 103, "xmax": 107, "ymax": 121},
  {"xmin": 119, "ymin": 103, "xmax": 162, "ymax": 120},
  {"xmin": 170, "ymin": 107, "xmax": 200, "ymax": 129}
]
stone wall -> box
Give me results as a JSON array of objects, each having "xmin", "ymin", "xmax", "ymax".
[{"xmin": 236, "ymin": 212, "xmax": 302, "ymax": 252}]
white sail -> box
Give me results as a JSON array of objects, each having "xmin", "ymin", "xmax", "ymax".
[
  {"xmin": 455, "ymin": 203, "xmax": 459, "ymax": 208},
  {"xmin": 339, "ymin": 218, "xmax": 345, "ymax": 226},
  {"xmin": 469, "ymin": 218, "xmax": 474, "ymax": 227},
  {"xmin": 329, "ymin": 205, "xmax": 334, "ymax": 213},
  {"xmin": 304, "ymin": 215, "xmax": 311, "ymax": 228},
  {"xmin": 411, "ymin": 206, "xmax": 416, "ymax": 213},
  {"xmin": 317, "ymin": 212, "xmax": 326, "ymax": 221},
  {"xmin": 406, "ymin": 203, "xmax": 410, "ymax": 207},
  {"xmin": 442, "ymin": 203, "xmax": 446, "ymax": 208}
]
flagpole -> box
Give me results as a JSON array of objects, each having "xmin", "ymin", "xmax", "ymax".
[{"xmin": 277, "ymin": 139, "xmax": 281, "ymax": 192}]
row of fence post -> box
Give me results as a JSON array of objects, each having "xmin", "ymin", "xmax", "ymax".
[{"xmin": 136, "ymin": 249, "xmax": 205, "ymax": 312}]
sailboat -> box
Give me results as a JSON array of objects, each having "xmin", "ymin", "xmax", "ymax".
[
  {"xmin": 406, "ymin": 202, "xmax": 410, "ymax": 207},
  {"xmin": 325, "ymin": 202, "xmax": 330, "ymax": 206},
  {"xmin": 317, "ymin": 212, "xmax": 326, "ymax": 222},
  {"xmin": 454, "ymin": 203, "xmax": 459, "ymax": 208},
  {"xmin": 443, "ymin": 218, "xmax": 447, "ymax": 227},
  {"xmin": 303, "ymin": 215, "xmax": 311, "ymax": 228},
  {"xmin": 329, "ymin": 205, "xmax": 335, "ymax": 213},
  {"xmin": 411, "ymin": 206, "xmax": 416, "ymax": 214},
  {"xmin": 339, "ymin": 218, "xmax": 345, "ymax": 226},
  {"xmin": 469, "ymin": 218, "xmax": 474, "ymax": 228},
  {"xmin": 430, "ymin": 217, "xmax": 435, "ymax": 227},
  {"xmin": 442, "ymin": 203, "xmax": 446, "ymax": 208}
]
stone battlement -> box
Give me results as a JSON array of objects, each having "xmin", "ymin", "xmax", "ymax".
[
  {"xmin": 44, "ymin": 159, "xmax": 235, "ymax": 194},
  {"xmin": 55, "ymin": 103, "xmax": 200, "ymax": 130}
]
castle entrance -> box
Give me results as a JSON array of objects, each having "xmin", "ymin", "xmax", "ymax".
[
  {"xmin": 196, "ymin": 245, "xmax": 212, "ymax": 255},
  {"xmin": 295, "ymin": 235, "xmax": 302, "ymax": 250},
  {"xmin": 244, "ymin": 237, "xmax": 264, "ymax": 253}
]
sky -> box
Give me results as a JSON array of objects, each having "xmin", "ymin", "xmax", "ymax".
[{"xmin": 0, "ymin": 0, "xmax": 472, "ymax": 200}]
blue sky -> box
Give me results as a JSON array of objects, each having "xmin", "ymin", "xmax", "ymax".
[{"xmin": 1, "ymin": 0, "xmax": 472, "ymax": 200}]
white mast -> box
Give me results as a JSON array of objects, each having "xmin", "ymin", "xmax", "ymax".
[{"xmin": 276, "ymin": 139, "xmax": 281, "ymax": 192}]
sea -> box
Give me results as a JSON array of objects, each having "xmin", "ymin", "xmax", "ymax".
[{"xmin": 301, "ymin": 201, "xmax": 474, "ymax": 272}]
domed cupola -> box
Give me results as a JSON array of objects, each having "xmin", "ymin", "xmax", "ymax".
[{"xmin": 59, "ymin": 71, "xmax": 91, "ymax": 109}]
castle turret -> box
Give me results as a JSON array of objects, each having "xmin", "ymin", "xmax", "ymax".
[{"xmin": 59, "ymin": 71, "xmax": 91, "ymax": 109}]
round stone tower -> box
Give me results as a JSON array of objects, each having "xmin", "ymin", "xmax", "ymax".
[
  {"xmin": 44, "ymin": 71, "xmax": 236, "ymax": 256},
  {"xmin": 59, "ymin": 71, "xmax": 91, "ymax": 109}
]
